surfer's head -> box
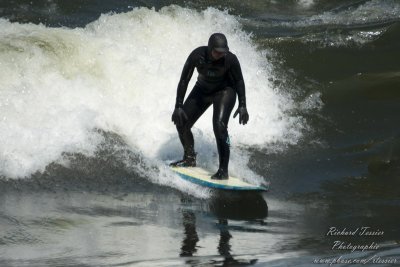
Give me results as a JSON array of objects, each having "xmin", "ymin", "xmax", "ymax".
[{"xmin": 208, "ymin": 33, "xmax": 229, "ymax": 60}]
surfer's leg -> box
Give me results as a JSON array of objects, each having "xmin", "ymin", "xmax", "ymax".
[
  {"xmin": 173, "ymin": 86, "xmax": 211, "ymax": 166},
  {"xmin": 211, "ymin": 87, "xmax": 236, "ymax": 179}
]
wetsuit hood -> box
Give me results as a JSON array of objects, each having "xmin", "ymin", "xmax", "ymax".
[{"xmin": 208, "ymin": 33, "xmax": 229, "ymax": 53}]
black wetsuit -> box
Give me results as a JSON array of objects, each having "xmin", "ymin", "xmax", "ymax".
[{"xmin": 175, "ymin": 46, "xmax": 246, "ymax": 173}]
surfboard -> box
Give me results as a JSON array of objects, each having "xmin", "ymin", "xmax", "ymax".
[{"xmin": 171, "ymin": 166, "xmax": 268, "ymax": 191}]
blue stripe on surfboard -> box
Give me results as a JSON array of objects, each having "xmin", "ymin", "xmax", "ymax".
[{"xmin": 174, "ymin": 170, "xmax": 268, "ymax": 191}]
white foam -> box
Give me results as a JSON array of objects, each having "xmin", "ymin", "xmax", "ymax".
[
  {"xmin": 300, "ymin": 0, "xmax": 400, "ymax": 26},
  {"xmin": 0, "ymin": 6, "xmax": 304, "ymax": 192},
  {"xmin": 298, "ymin": 0, "xmax": 315, "ymax": 9}
]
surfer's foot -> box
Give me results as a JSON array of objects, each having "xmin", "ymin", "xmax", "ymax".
[
  {"xmin": 170, "ymin": 154, "xmax": 196, "ymax": 167},
  {"xmin": 211, "ymin": 169, "xmax": 228, "ymax": 180}
]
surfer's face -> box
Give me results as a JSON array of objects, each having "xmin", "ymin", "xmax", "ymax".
[{"xmin": 211, "ymin": 49, "xmax": 226, "ymax": 60}]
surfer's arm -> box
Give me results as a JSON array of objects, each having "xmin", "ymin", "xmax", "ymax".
[
  {"xmin": 175, "ymin": 53, "xmax": 195, "ymax": 108},
  {"xmin": 230, "ymin": 55, "xmax": 246, "ymax": 107}
]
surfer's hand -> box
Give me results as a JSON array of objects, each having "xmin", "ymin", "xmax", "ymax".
[
  {"xmin": 233, "ymin": 107, "xmax": 249, "ymax": 125},
  {"xmin": 172, "ymin": 108, "xmax": 188, "ymax": 126}
]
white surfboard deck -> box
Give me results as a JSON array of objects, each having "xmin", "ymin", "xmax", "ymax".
[{"xmin": 171, "ymin": 166, "xmax": 268, "ymax": 191}]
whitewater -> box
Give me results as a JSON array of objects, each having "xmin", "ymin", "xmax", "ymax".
[{"xmin": 0, "ymin": 6, "xmax": 304, "ymax": 194}]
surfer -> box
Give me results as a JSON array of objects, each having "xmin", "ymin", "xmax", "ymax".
[{"xmin": 170, "ymin": 33, "xmax": 249, "ymax": 180}]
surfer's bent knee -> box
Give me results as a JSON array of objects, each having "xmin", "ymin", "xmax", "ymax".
[
  {"xmin": 176, "ymin": 122, "xmax": 192, "ymax": 133},
  {"xmin": 213, "ymin": 120, "xmax": 228, "ymax": 138}
]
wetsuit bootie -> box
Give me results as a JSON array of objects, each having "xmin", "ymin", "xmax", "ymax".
[
  {"xmin": 170, "ymin": 154, "xmax": 196, "ymax": 167},
  {"xmin": 211, "ymin": 169, "xmax": 229, "ymax": 180}
]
